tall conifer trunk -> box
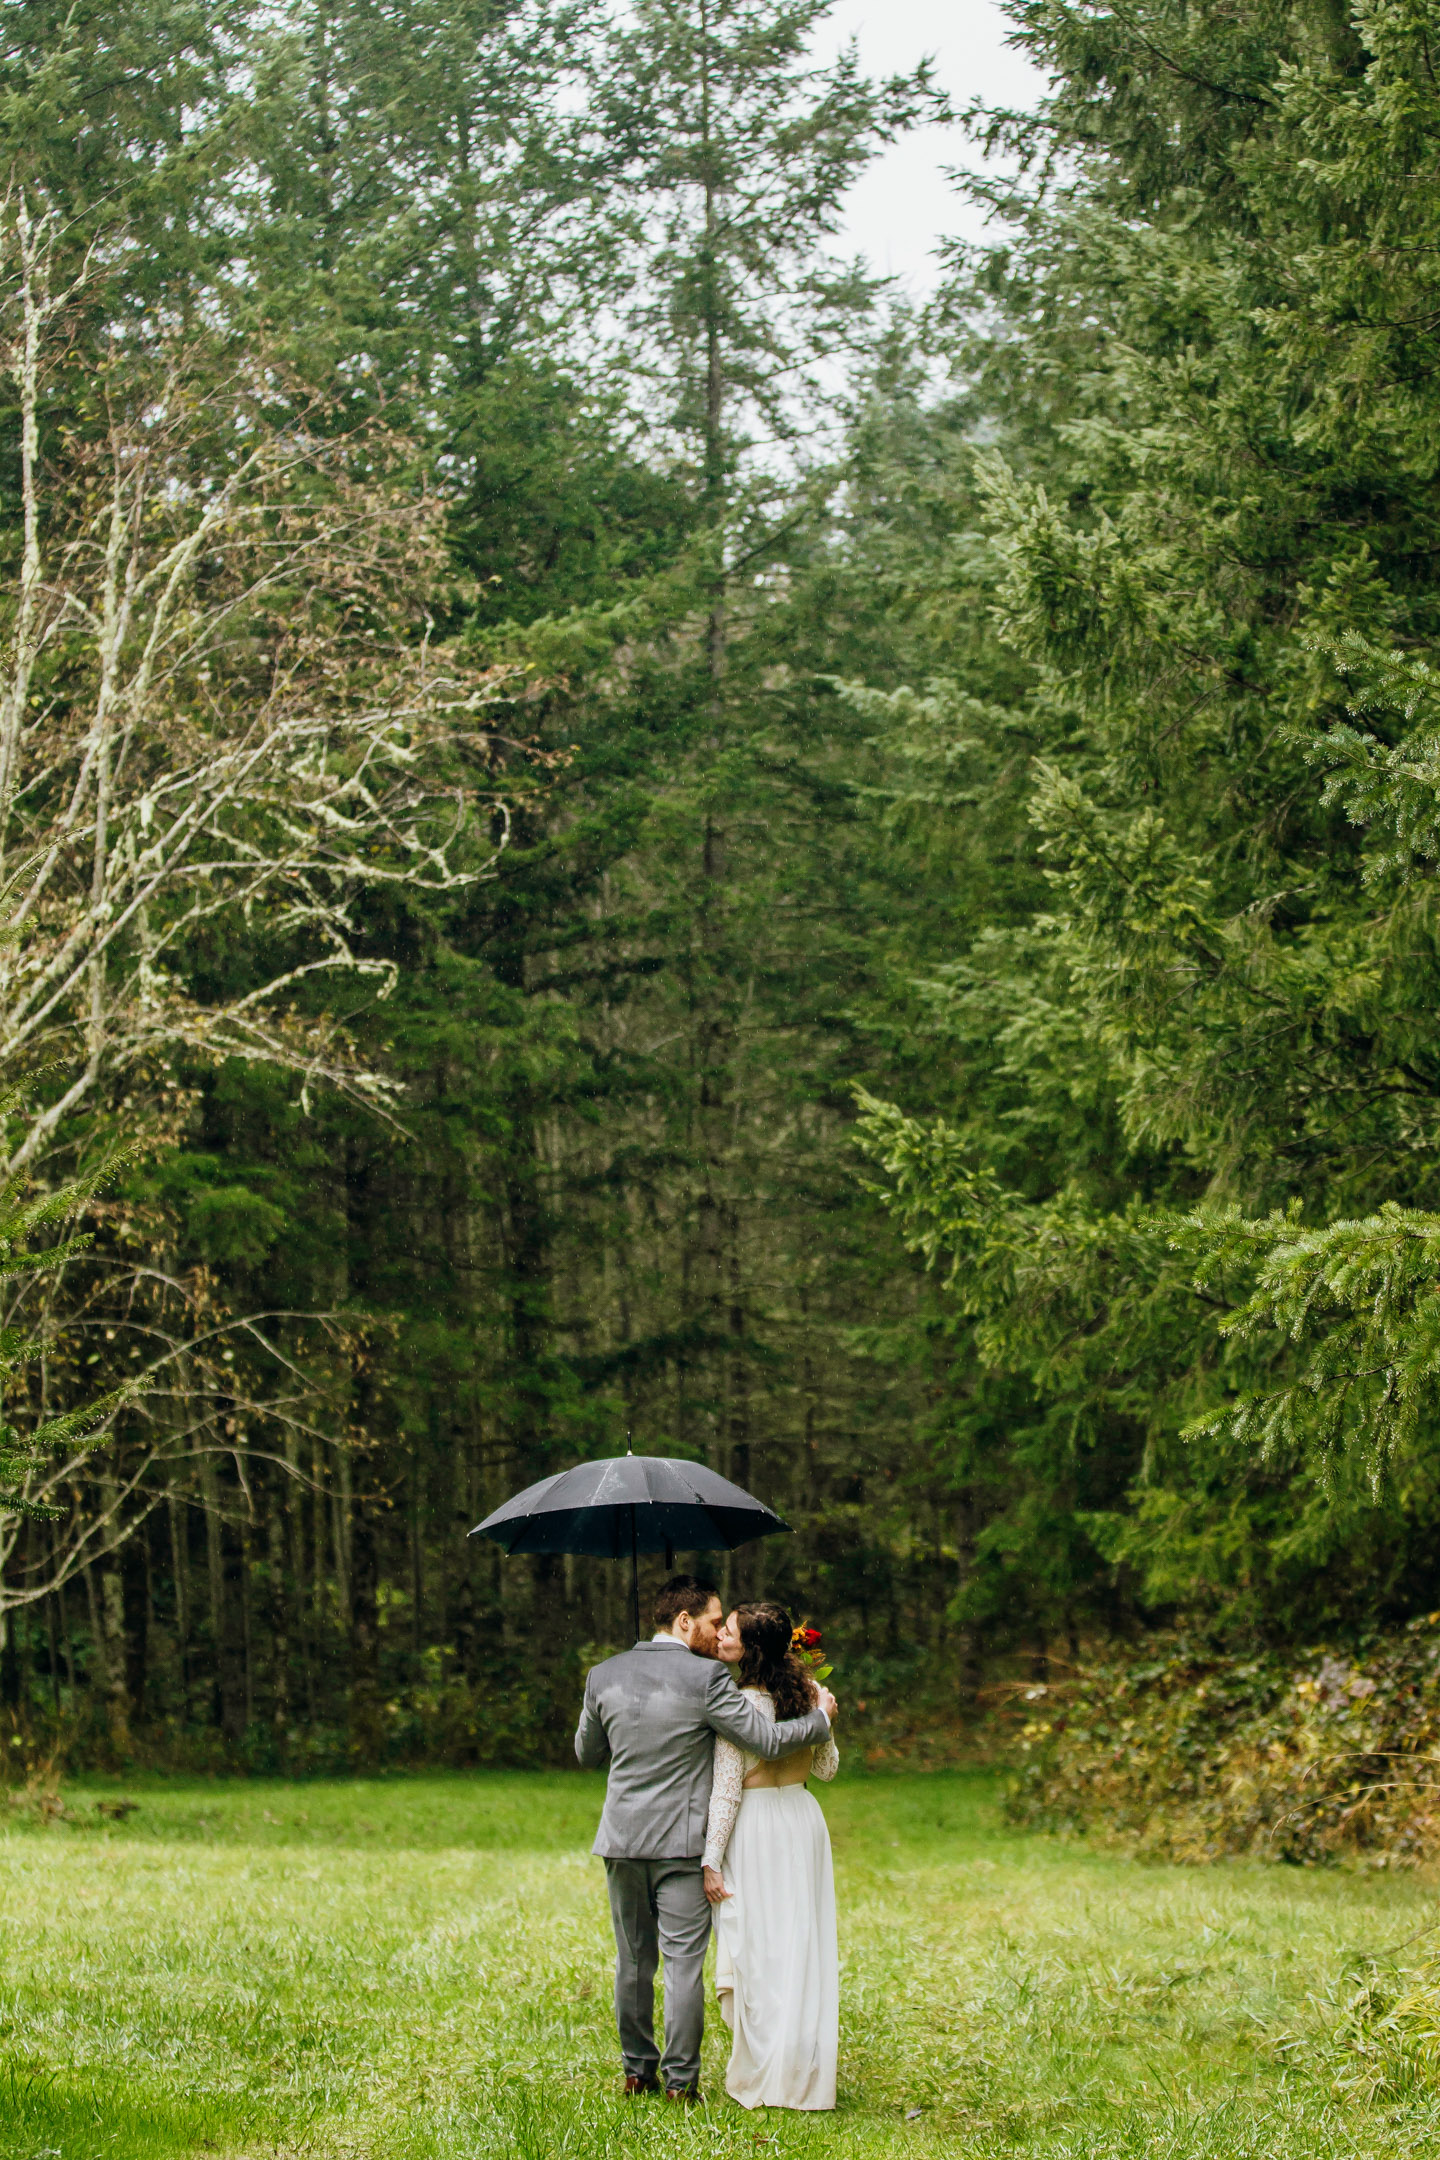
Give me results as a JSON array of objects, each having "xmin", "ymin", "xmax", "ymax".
[
  {"xmin": 121, "ymin": 1528, "xmax": 148, "ymax": 1726},
  {"xmin": 96, "ymin": 1476, "xmax": 132, "ymax": 1749},
  {"xmin": 168, "ymin": 1494, "xmax": 191, "ymax": 1719},
  {"xmin": 267, "ymin": 1474, "xmax": 290, "ymax": 1748}
]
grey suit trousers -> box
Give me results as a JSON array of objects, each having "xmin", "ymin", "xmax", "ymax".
[{"xmin": 604, "ymin": 1856, "xmax": 711, "ymax": 2090}]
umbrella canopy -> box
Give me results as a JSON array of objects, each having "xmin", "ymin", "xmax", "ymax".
[
  {"xmin": 469, "ymin": 1452, "xmax": 789, "ymax": 1639},
  {"xmin": 471, "ymin": 1452, "xmax": 787, "ymax": 1558}
]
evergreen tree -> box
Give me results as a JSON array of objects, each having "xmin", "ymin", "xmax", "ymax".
[{"xmin": 860, "ymin": 0, "xmax": 1440, "ymax": 1647}]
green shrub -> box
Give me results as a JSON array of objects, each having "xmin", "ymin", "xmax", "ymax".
[{"xmin": 1007, "ymin": 1620, "xmax": 1440, "ymax": 1863}]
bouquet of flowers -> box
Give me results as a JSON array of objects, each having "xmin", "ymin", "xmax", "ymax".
[{"xmin": 790, "ymin": 1623, "xmax": 832, "ymax": 1685}]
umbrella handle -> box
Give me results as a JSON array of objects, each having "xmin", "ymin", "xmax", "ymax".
[{"xmin": 630, "ymin": 1506, "xmax": 640, "ymax": 1644}]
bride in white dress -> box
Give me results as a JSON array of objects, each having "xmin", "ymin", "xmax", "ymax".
[{"xmin": 702, "ymin": 1601, "xmax": 840, "ymax": 2111}]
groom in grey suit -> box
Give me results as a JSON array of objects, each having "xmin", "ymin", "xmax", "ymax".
[{"xmin": 574, "ymin": 1574, "xmax": 836, "ymax": 2100}]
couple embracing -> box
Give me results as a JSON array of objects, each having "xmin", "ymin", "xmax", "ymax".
[{"xmin": 575, "ymin": 1574, "xmax": 841, "ymax": 2110}]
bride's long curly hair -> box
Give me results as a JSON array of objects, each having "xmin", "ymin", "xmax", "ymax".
[{"xmin": 734, "ymin": 1601, "xmax": 816, "ymax": 1720}]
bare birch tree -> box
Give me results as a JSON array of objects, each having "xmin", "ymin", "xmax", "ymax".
[{"xmin": 0, "ymin": 192, "xmax": 539, "ymax": 1643}]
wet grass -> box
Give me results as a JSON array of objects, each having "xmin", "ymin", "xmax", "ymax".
[{"xmin": 0, "ymin": 1767, "xmax": 1438, "ymax": 2157}]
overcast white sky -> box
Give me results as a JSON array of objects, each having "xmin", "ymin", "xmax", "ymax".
[{"xmin": 818, "ymin": 0, "xmax": 1048, "ymax": 292}]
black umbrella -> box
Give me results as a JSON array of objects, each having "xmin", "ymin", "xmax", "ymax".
[{"xmin": 469, "ymin": 1451, "xmax": 789, "ymax": 1641}]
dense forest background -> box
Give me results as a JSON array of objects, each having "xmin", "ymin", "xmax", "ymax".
[{"xmin": 3, "ymin": 0, "xmax": 1439, "ymax": 1771}]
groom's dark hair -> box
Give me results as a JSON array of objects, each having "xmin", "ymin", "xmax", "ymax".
[{"xmin": 653, "ymin": 1574, "xmax": 718, "ymax": 1630}]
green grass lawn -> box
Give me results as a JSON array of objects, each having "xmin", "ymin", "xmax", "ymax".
[{"xmin": 2, "ymin": 1768, "xmax": 1439, "ymax": 2159}]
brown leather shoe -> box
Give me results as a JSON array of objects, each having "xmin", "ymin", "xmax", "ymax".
[
  {"xmin": 664, "ymin": 2085, "xmax": 700, "ymax": 2104},
  {"xmin": 623, "ymin": 2074, "xmax": 659, "ymax": 2096}
]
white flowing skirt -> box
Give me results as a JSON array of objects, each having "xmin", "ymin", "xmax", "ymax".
[{"xmin": 713, "ymin": 1785, "xmax": 838, "ymax": 2110}]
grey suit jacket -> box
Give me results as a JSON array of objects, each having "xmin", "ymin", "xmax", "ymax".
[{"xmin": 574, "ymin": 1639, "xmax": 832, "ymax": 1861}]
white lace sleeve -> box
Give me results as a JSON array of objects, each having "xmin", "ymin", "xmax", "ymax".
[
  {"xmin": 811, "ymin": 1734, "xmax": 839, "ymax": 1782},
  {"xmin": 704, "ymin": 1736, "xmax": 746, "ymax": 1871}
]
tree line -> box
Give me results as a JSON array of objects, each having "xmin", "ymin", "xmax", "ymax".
[{"xmin": 1, "ymin": 0, "xmax": 1436, "ymax": 1767}]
